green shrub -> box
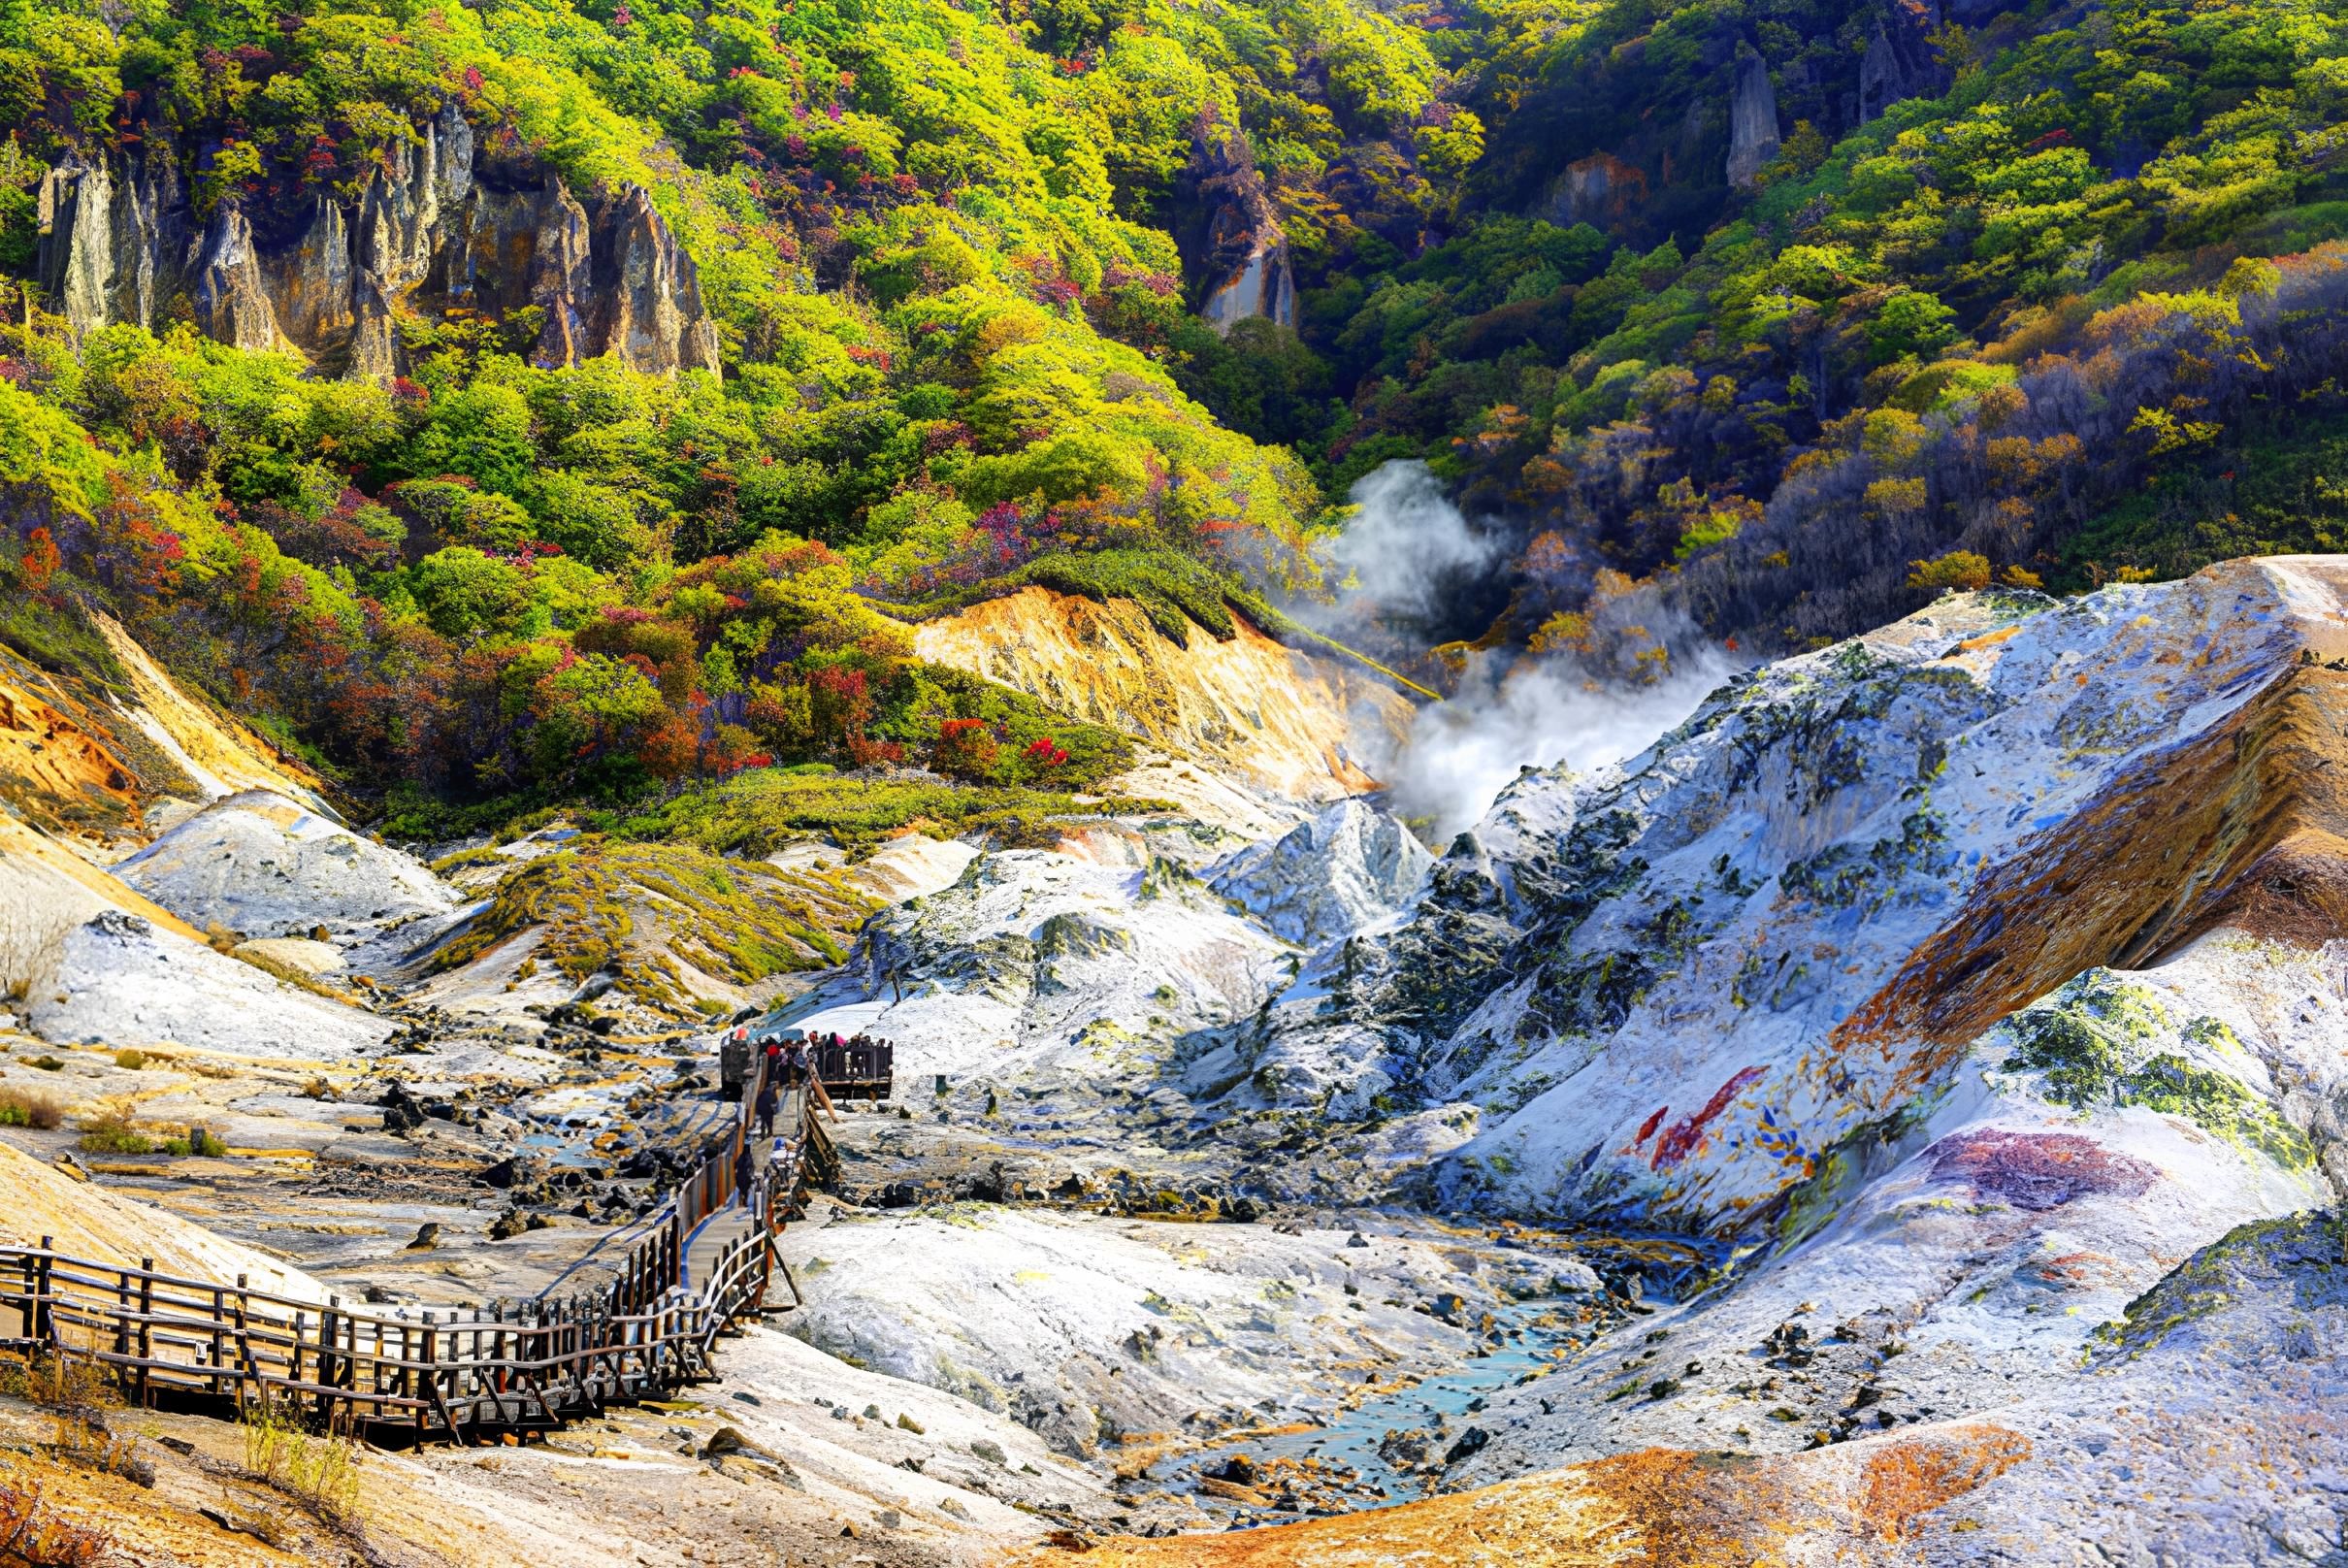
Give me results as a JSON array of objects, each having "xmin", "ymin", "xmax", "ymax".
[
  {"xmin": 76, "ymin": 1108, "xmax": 153, "ymax": 1156},
  {"xmin": 0, "ymin": 1087, "xmax": 64, "ymax": 1129}
]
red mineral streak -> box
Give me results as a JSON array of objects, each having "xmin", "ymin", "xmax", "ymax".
[{"xmin": 1651, "ymin": 1067, "xmax": 1765, "ymax": 1169}]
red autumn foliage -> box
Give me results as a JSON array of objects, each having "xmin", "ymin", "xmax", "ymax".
[
  {"xmin": 929, "ymin": 717, "xmax": 999, "ymax": 779},
  {"xmin": 19, "ymin": 526, "xmax": 60, "ymax": 594}
]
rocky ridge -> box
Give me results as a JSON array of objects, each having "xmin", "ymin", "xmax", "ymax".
[
  {"xmin": 913, "ymin": 587, "xmax": 1411, "ymax": 803},
  {"xmin": 36, "ymin": 101, "xmax": 720, "ymax": 378},
  {"xmin": 1177, "ymin": 114, "xmax": 1300, "ymax": 336}
]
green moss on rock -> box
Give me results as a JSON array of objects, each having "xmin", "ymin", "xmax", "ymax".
[{"xmin": 2003, "ymin": 975, "xmax": 2311, "ymax": 1168}]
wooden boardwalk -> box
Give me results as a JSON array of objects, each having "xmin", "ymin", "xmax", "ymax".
[{"xmin": 0, "ymin": 1056, "xmax": 830, "ymax": 1444}]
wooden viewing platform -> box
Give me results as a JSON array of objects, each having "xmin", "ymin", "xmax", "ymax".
[
  {"xmin": 718, "ymin": 1030, "xmax": 894, "ymax": 1102},
  {"xmin": 0, "ymin": 1055, "xmax": 828, "ymax": 1444},
  {"xmin": 811, "ymin": 1036, "xmax": 893, "ymax": 1100}
]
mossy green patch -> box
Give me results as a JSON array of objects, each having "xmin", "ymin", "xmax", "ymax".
[
  {"xmin": 434, "ymin": 836, "xmax": 878, "ymax": 1012},
  {"xmin": 2005, "ymin": 970, "xmax": 2170, "ymax": 1105},
  {"xmin": 2094, "ymin": 1211, "xmax": 2348, "ymax": 1358},
  {"xmin": 2004, "ymin": 976, "xmax": 2311, "ymax": 1168},
  {"xmin": 610, "ymin": 768, "xmax": 1176, "ymax": 859},
  {"xmin": 2119, "ymin": 1053, "xmax": 2313, "ymax": 1169},
  {"xmin": 885, "ymin": 547, "xmax": 1291, "ymax": 648}
]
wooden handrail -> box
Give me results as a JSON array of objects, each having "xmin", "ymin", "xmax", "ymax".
[{"xmin": 0, "ymin": 1048, "xmax": 824, "ymax": 1442}]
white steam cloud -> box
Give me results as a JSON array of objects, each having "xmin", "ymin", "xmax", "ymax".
[
  {"xmin": 1314, "ymin": 458, "xmax": 1743, "ymax": 839},
  {"xmin": 1320, "ymin": 461, "xmax": 1498, "ymax": 627},
  {"xmin": 1379, "ymin": 646, "xmax": 1738, "ymax": 841}
]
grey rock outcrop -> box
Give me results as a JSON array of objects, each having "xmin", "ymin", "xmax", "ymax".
[
  {"xmin": 1181, "ymin": 115, "xmax": 1297, "ymax": 336},
  {"xmin": 27, "ymin": 909, "xmax": 394, "ymax": 1059},
  {"xmin": 36, "ymin": 146, "xmax": 194, "ymax": 339},
  {"xmin": 1725, "ymin": 45, "xmax": 1782, "ymax": 190},
  {"xmin": 267, "ymin": 197, "xmax": 356, "ymax": 349},
  {"xmin": 1542, "ymin": 153, "xmax": 1647, "ymax": 231},
  {"xmin": 593, "ymin": 184, "xmax": 723, "ymax": 375},
  {"xmin": 34, "ymin": 155, "xmax": 112, "ymax": 335},
  {"xmin": 1211, "ymin": 799, "xmax": 1432, "ymax": 947},
  {"xmin": 35, "ymin": 105, "xmax": 719, "ymax": 380},
  {"xmin": 1857, "ymin": 1, "xmax": 1946, "ymax": 123},
  {"xmin": 194, "ymin": 202, "xmax": 288, "ymax": 351},
  {"xmin": 114, "ymin": 788, "xmax": 457, "ymax": 938}
]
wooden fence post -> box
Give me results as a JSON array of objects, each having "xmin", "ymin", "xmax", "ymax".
[
  {"xmin": 317, "ymin": 1296, "xmax": 340, "ymax": 1423},
  {"xmin": 137, "ymin": 1259, "xmax": 153, "ymax": 1407},
  {"xmin": 33, "ymin": 1238, "xmax": 53, "ymax": 1347},
  {"xmin": 419, "ymin": 1318, "xmax": 437, "ymax": 1439},
  {"xmin": 232, "ymin": 1273, "xmax": 258, "ymax": 1414}
]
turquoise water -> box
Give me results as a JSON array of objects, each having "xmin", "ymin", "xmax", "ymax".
[
  {"xmin": 1146, "ymin": 1296, "xmax": 1602, "ymax": 1516},
  {"xmin": 1143, "ymin": 1230, "xmax": 1726, "ymax": 1519}
]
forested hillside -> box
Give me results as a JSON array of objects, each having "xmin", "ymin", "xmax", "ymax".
[{"xmin": 1, "ymin": 0, "xmax": 2345, "ymax": 827}]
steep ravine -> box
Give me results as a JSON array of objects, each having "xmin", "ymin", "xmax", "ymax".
[{"xmin": 785, "ymin": 560, "xmax": 2348, "ymax": 1561}]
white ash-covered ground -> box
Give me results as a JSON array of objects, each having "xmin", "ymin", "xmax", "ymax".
[{"xmin": 11, "ymin": 562, "xmax": 2348, "ymax": 1562}]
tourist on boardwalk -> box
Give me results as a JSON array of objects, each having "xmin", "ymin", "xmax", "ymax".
[
  {"xmin": 754, "ymin": 1075, "xmax": 779, "ymax": 1138},
  {"xmin": 800, "ymin": 1032, "xmax": 842, "ymax": 1126},
  {"xmin": 734, "ymin": 1139, "xmax": 755, "ymax": 1204}
]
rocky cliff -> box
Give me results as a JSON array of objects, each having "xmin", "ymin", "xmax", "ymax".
[
  {"xmin": 1724, "ymin": 44, "xmax": 1782, "ymax": 189},
  {"xmin": 1856, "ymin": 0, "xmax": 1946, "ymax": 123},
  {"xmin": 910, "ymin": 587, "xmax": 1412, "ymax": 801},
  {"xmin": 35, "ymin": 103, "xmax": 720, "ymax": 378},
  {"xmin": 1176, "ymin": 115, "xmax": 1298, "ymax": 336}
]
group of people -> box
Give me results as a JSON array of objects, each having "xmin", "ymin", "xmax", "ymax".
[{"xmin": 749, "ymin": 1032, "xmax": 846, "ymax": 1135}]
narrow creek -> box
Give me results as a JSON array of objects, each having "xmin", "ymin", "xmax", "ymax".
[{"xmin": 1142, "ymin": 1230, "xmax": 1723, "ymax": 1521}]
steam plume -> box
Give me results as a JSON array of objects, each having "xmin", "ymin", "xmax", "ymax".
[
  {"xmin": 1376, "ymin": 643, "xmax": 1737, "ymax": 840},
  {"xmin": 1315, "ymin": 461, "xmax": 1501, "ymax": 636}
]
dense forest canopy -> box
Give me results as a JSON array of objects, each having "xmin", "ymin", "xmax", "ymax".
[{"xmin": 1, "ymin": 0, "xmax": 2345, "ymax": 829}]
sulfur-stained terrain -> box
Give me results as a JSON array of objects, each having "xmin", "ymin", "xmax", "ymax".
[{"xmin": 9, "ymin": 563, "xmax": 2348, "ymax": 1565}]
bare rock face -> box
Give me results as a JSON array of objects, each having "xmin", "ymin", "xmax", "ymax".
[
  {"xmin": 114, "ymin": 787, "xmax": 457, "ymax": 937},
  {"xmin": 264, "ymin": 196, "xmax": 356, "ymax": 349},
  {"xmin": 1725, "ymin": 44, "xmax": 1782, "ymax": 190},
  {"xmin": 192, "ymin": 202, "xmax": 288, "ymax": 352},
  {"xmin": 594, "ymin": 183, "xmax": 723, "ymax": 375},
  {"xmin": 36, "ymin": 104, "xmax": 720, "ymax": 381},
  {"xmin": 37, "ymin": 144, "xmax": 195, "ymax": 341},
  {"xmin": 34, "ymin": 154, "xmax": 112, "ymax": 335},
  {"xmin": 1856, "ymin": 1, "xmax": 1945, "ymax": 122},
  {"xmin": 446, "ymin": 174, "xmax": 597, "ymax": 364},
  {"xmin": 1542, "ymin": 152, "xmax": 1647, "ymax": 231},
  {"xmin": 1181, "ymin": 114, "xmax": 1297, "ymax": 337},
  {"xmin": 909, "ymin": 586, "xmax": 1412, "ymax": 803},
  {"xmin": 1211, "ymin": 799, "xmax": 1432, "ymax": 948}
]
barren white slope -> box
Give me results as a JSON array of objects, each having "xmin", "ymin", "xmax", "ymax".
[
  {"xmin": 770, "ymin": 797, "xmax": 1432, "ymax": 1104},
  {"xmin": 1227, "ymin": 561, "xmax": 2348, "ymax": 1235},
  {"xmin": 114, "ymin": 787, "xmax": 458, "ymax": 937}
]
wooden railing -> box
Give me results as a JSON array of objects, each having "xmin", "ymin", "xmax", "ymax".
[
  {"xmin": 0, "ymin": 1053, "xmax": 819, "ymax": 1443},
  {"xmin": 812, "ymin": 1037, "xmax": 893, "ymax": 1098}
]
